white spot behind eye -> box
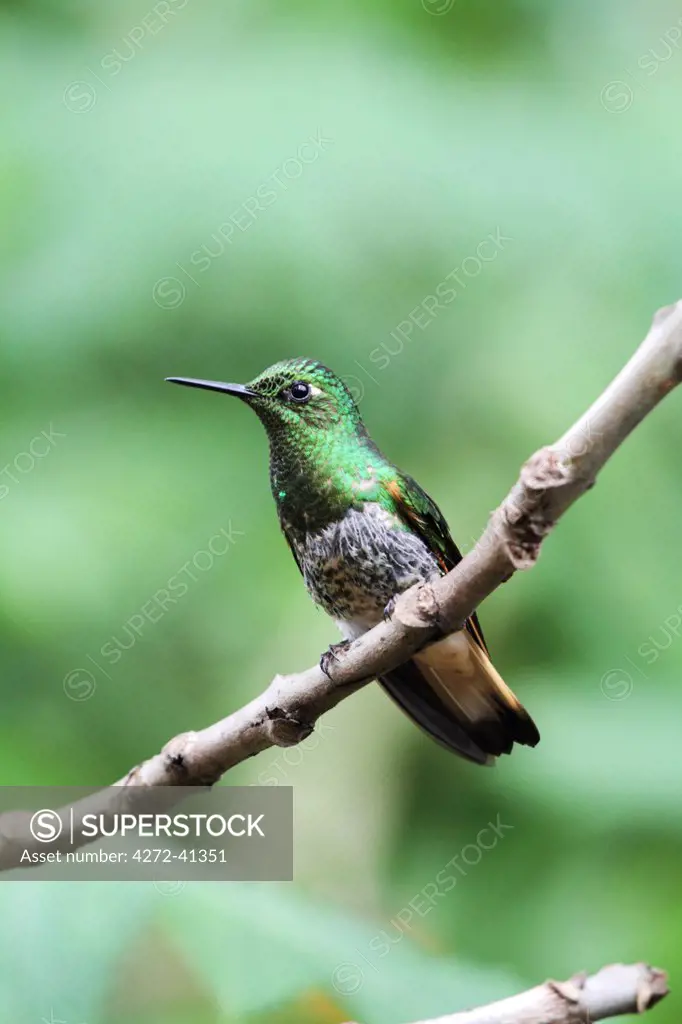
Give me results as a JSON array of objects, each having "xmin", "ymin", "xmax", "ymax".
[{"xmin": 309, "ymin": 385, "xmax": 323, "ymax": 397}]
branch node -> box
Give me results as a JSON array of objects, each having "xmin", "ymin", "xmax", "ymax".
[
  {"xmin": 500, "ymin": 448, "xmax": 569, "ymax": 569},
  {"xmin": 393, "ymin": 582, "xmax": 440, "ymax": 629},
  {"xmin": 264, "ymin": 705, "xmax": 314, "ymax": 747},
  {"xmin": 652, "ymin": 301, "xmax": 682, "ymax": 381},
  {"xmin": 161, "ymin": 731, "xmax": 199, "ymax": 780},
  {"xmin": 520, "ymin": 446, "xmax": 570, "ymax": 493},
  {"xmin": 504, "ymin": 509, "xmax": 546, "ymax": 570},
  {"xmin": 548, "ymin": 974, "xmax": 585, "ymax": 1004},
  {"xmin": 636, "ymin": 965, "xmax": 669, "ymax": 1011},
  {"xmin": 652, "ymin": 301, "xmax": 678, "ymax": 327}
]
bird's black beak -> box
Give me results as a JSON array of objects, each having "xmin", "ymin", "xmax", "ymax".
[{"xmin": 165, "ymin": 377, "xmax": 257, "ymax": 400}]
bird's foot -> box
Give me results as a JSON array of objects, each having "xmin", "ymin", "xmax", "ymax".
[
  {"xmin": 320, "ymin": 639, "xmax": 353, "ymax": 679},
  {"xmin": 383, "ymin": 595, "xmax": 398, "ymax": 621}
]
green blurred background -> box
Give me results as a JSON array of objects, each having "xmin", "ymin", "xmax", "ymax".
[{"xmin": 1, "ymin": 0, "xmax": 681, "ymax": 1020}]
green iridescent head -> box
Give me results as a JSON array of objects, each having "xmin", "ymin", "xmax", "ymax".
[
  {"xmin": 166, "ymin": 358, "xmax": 366, "ymax": 440},
  {"xmin": 167, "ymin": 358, "xmax": 386, "ymax": 528}
]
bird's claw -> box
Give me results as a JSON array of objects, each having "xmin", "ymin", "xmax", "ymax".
[{"xmin": 320, "ymin": 639, "xmax": 352, "ymax": 679}]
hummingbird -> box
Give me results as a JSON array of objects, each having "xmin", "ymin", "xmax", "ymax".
[{"xmin": 167, "ymin": 359, "xmax": 539, "ymax": 765}]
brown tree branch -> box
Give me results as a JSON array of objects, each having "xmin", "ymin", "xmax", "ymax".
[
  {"xmin": 1, "ymin": 301, "xmax": 682, "ymax": 871},
  {"xmin": 344, "ymin": 962, "xmax": 669, "ymax": 1024}
]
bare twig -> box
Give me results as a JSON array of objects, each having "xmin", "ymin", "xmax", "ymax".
[
  {"xmin": 344, "ymin": 962, "xmax": 669, "ymax": 1024},
  {"xmin": 1, "ymin": 302, "xmax": 682, "ymax": 871}
]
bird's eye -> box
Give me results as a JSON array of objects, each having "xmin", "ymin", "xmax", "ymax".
[{"xmin": 289, "ymin": 381, "xmax": 311, "ymax": 403}]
